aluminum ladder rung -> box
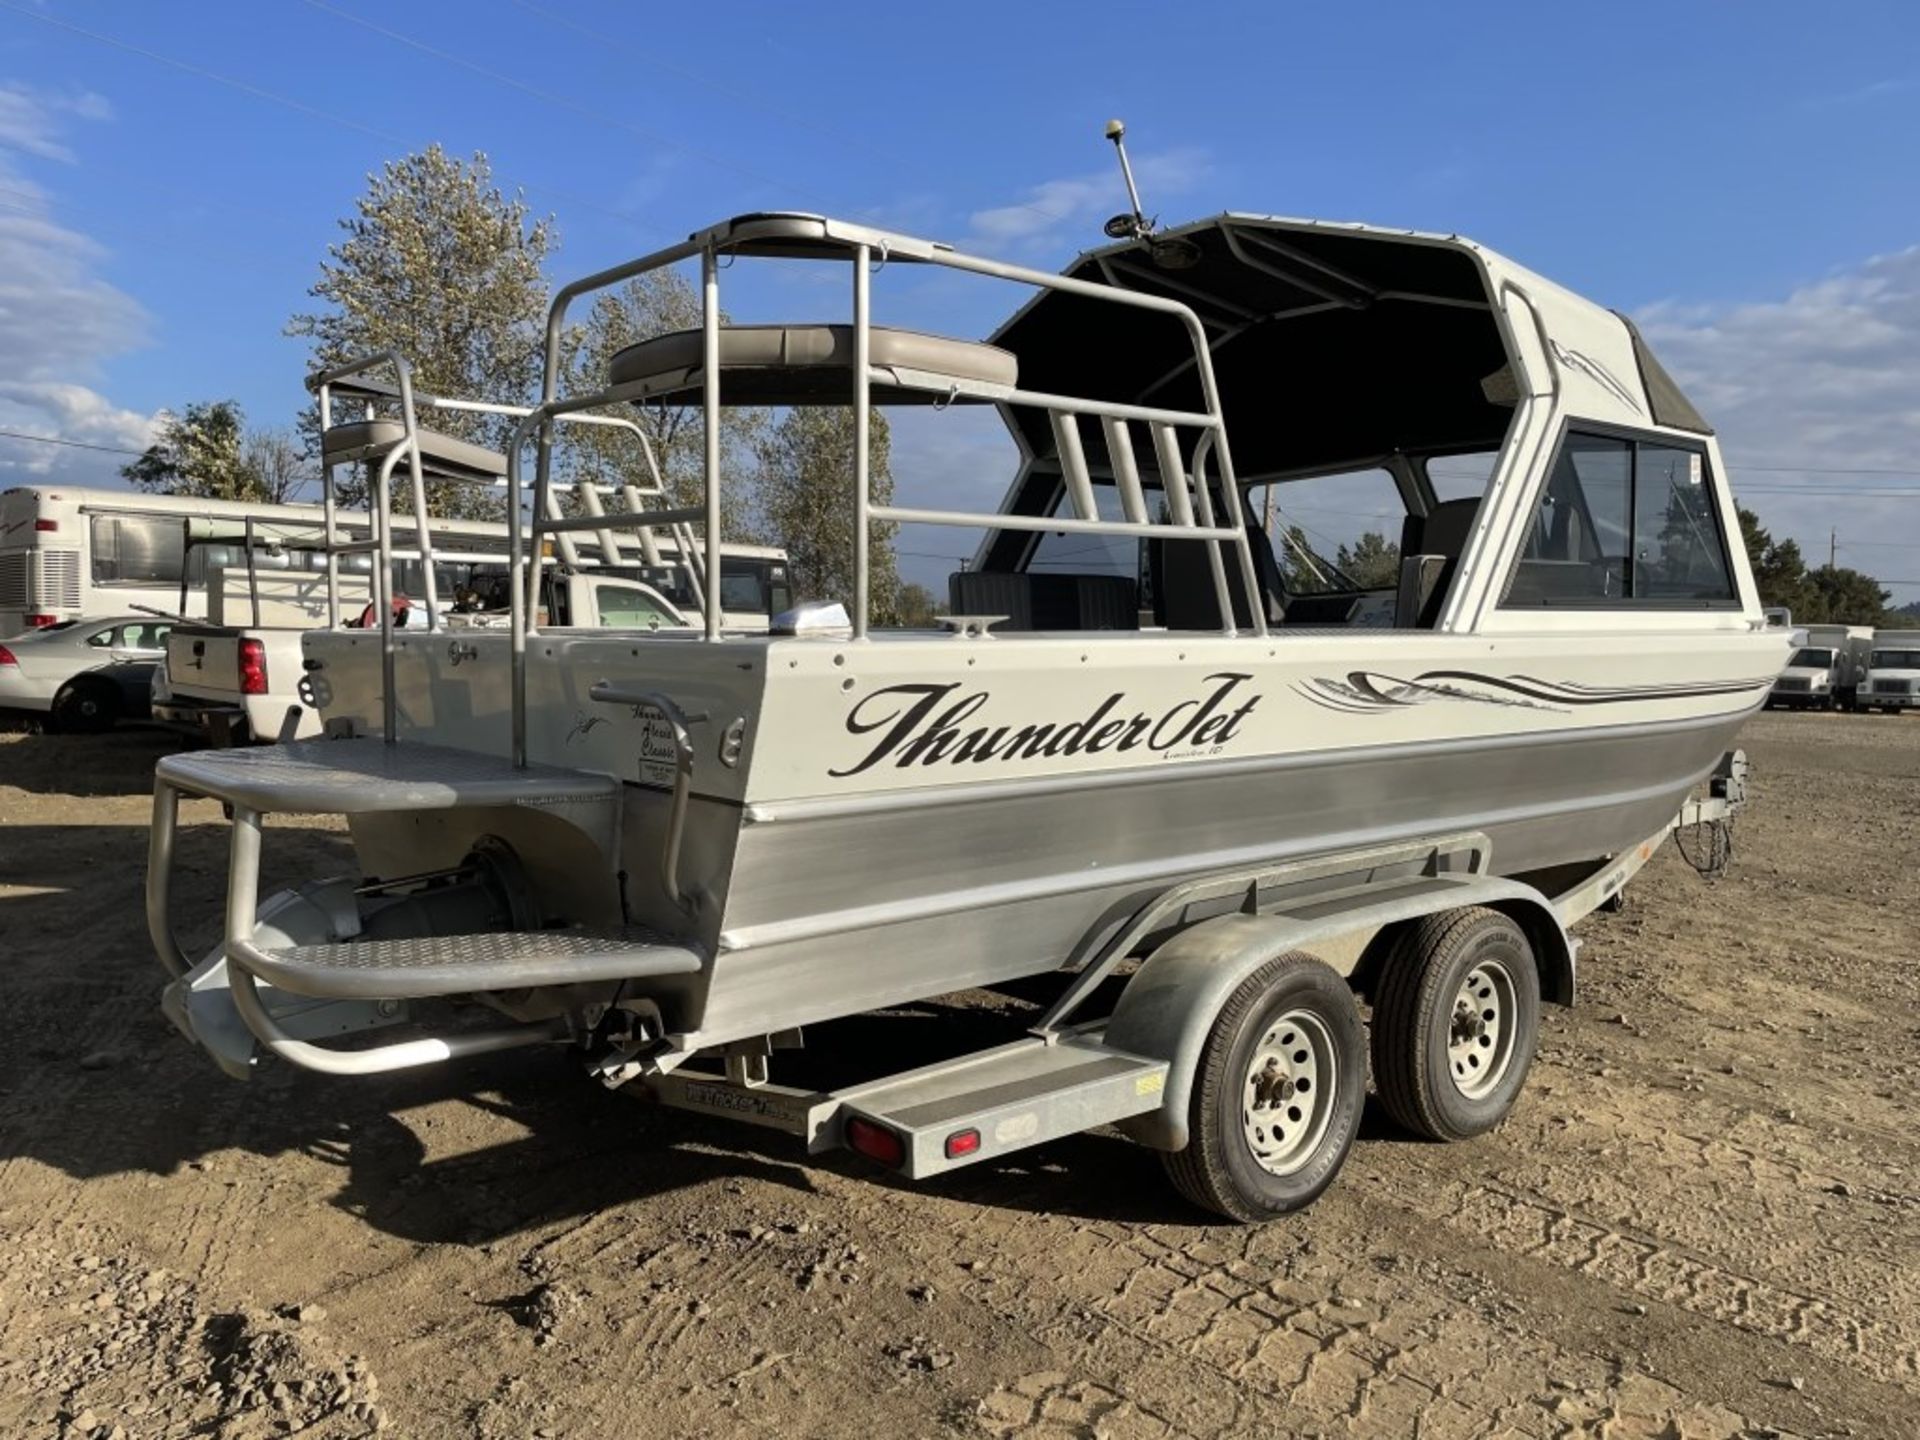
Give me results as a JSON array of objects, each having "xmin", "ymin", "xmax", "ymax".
[{"xmin": 246, "ymin": 927, "xmax": 704, "ymax": 1000}]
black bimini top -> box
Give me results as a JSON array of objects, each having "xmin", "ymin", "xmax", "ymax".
[{"xmin": 989, "ymin": 215, "xmax": 1520, "ymax": 480}]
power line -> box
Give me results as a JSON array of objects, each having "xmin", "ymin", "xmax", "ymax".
[
  {"xmin": 0, "ymin": 0, "xmax": 403, "ymax": 143},
  {"xmin": 1734, "ymin": 463, "xmax": 1920, "ymax": 476},
  {"xmin": 0, "ymin": 428, "xmax": 148, "ymax": 458}
]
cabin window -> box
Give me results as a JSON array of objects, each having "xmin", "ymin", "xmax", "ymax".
[
  {"xmin": 1029, "ymin": 484, "xmax": 1152, "ymax": 583},
  {"xmin": 1425, "ymin": 451, "xmax": 1501, "ymax": 503},
  {"xmin": 1252, "ymin": 468, "xmax": 1405, "ymax": 594},
  {"xmin": 90, "ymin": 514, "xmax": 187, "ymax": 587},
  {"xmin": 1504, "ymin": 430, "xmax": 1735, "ymax": 607}
]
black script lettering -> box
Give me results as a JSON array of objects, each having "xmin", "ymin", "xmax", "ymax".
[
  {"xmin": 831, "ymin": 683, "xmax": 965, "ymax": 777},
  {"xmin": 832, "ymin": 674, "xmax": 1265, "ymax": 778}
]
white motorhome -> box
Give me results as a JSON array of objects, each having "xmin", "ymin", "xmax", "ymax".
[
  {"xmin": 0, "ymin": 486, "xmax": 357, "ymax": 636},
  {"xmin": 1863, "ymin": 630, "xmax": 1920, "ymax": 713},
  {"xmin": 148, "ymin": 199, "xmax": 1777, "ymax": 1224},
  {"xmin": 1768, "ymin": 623, "xmax": 1872, "ymax": 711}
]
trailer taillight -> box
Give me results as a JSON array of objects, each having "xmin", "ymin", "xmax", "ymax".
[
  {"xmin": 943, "ymin": 1128, "xmax": 981, "ymax": 1160},
  {"xmin": 23, "ymin": 613, "xmax": 56, "ymax": 629},
  {"xmin": 33, "ymin": 519, "xmax": 56, "ymax": 531},
  {"xmin": 239, "ymin": 637, "xmax": 268, "ymax": 696},
  {"xmin": 844, "ymin": 1116, "xmax": 905, "ymax": 1169}
]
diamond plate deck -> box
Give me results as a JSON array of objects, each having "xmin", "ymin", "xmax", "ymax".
[
  {"xmin": 157, "ymin": 738, "xmax": 619, "ymax": 815},
  {"xmin": 243, "ymin": 927, "xmax": 703, "ymax": 999}
]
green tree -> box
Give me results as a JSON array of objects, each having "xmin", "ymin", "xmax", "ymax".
[
  {"xmin": 896, "ymin": 581, "xmax": 940, "ymax": 626},
  {"xmin": 754, "ymin": 406, "xmax": 902, "ymax": 622},
  {"xmin": 558, "ymin": 271, "xmax": 769, "ymax": 538},
  {"xmin": 1805, "ymin": 564, "xmax": 1893, "ymax": 627},
  {"xmin": 1270, "ymin": 523, "xmax": 1340, "ymax": 592},
  {"xmin": 1334, "ymin": 530, "xmax": 1400, "ymax": 590},
  {"xmin": 289, "ymin": 146, "xmax": 554, "ymax": 518},
  {"xmin": 122, "ymin": 401, "xmax": 306, "ymax": 503},
  {"xmin": 1736, "ymin": 507, "xmax": 1815, "ymax": 618}
]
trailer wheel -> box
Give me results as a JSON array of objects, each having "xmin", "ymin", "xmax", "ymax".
[
  {"xmin": 1371, "ymin": 907, "xmax": 1539, "ymax": 1142},
  {"xmin": 1162, "ymin": 952, "xmax": 1364, "ymax": 1223}
]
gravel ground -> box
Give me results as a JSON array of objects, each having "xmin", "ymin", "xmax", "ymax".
[{"xmin": 0, "ymin": 710, "xmax": 1916, "ymax": 1439}]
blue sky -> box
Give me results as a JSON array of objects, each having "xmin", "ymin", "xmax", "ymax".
[{"xmin": 2, "ymin": 0, "xmax": 1918, "ymax": 598}]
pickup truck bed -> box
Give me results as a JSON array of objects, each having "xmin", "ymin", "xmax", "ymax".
[{"xmin": 157, "ymin": 624, "xmax": 313, "ymax": 745}]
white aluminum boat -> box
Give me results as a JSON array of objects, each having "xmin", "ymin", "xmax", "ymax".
[{"xmin": 149, "ymin": 196, "xmax": 1785, "ymax": 1221}]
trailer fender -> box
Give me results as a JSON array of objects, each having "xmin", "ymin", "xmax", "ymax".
[{"xmin": 1104, "ymin": 879, "xmax": 1571, "ymax": 1152}]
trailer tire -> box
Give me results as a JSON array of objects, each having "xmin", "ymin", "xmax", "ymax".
[
  {"xmin": 1371, "ymin": 907, "xmax": 1539, "ymax": 1142},
  {"xmin": 1162, "ymin": 952, "xmax": 1364, "ymax": 1223}
]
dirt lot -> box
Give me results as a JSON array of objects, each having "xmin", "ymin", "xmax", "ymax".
[{"xmin": 0, "ymin": 710, "xmax": 1916, "ymax": 1439}]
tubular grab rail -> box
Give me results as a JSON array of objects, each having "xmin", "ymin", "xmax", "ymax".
[
  {"xmin": 308, "ymin": 352, "xmax": 688, "ymax": 746},
  {"xmin": 507, "ymin": 213, "xmax": 1268, "ymax": 768}
]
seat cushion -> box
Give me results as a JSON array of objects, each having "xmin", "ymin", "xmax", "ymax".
[
  {"xmin": 322, "ymin": 420, "xmax": 508, "ymax": 480},
  {"xmin": 607, "ymin": 324, "xmax": 1018, "ymax": 405}
]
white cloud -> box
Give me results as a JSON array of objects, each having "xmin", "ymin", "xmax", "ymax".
[
  {"xmin": 1637, "ymin": 247, "xmax": 1920, "ymax": 600},
  {"xmin": 0, "ymin": 83, "xmax": 157, "ymax": 484},
  {"xmin": 966, "ymin": 147, "xmax": 1212, "ymax": 252}
]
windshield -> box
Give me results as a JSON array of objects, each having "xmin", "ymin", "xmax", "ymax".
[
  {"xmin": 1871, "ymin": 649, "xmax": 1920, "ymax": 669},
  {"xmin": 1789, "ymin": 647, "xmax": 1835, "ymax": 669},
  {"xmin": 614, "ymin": 559, "xmax": 790, "ymax": 618}
]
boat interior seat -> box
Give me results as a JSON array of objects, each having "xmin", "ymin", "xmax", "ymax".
[
  {"xmin": 322, "ymin": 420, "xmax": 509, "ymax": 483},
  {"xmin": 1148, "ymin": 519, "xmax": 1287, "ymax": 630},
  {"xmin": 1395, "ymin": 496, "xmax": 1481, "ymax": 627},
  {"xmin": 949, "ymin": 570, "xmax": 1138, "ymax": 631},
  {"xmin": 607, "ymin": 324, "xmax": 1019, "ymax": 405}
]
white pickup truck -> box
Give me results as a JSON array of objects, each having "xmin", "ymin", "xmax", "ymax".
[{"xmin": 157, "ymin": 559, "xmax": 692, "ymax": 744}]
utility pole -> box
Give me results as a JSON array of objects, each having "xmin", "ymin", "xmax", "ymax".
[{"xmin": 1830, "ymin": 528, "xmax": 1837, "ymax": 569}]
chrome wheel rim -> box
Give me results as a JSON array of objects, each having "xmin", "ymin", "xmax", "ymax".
[
  {"xmin": 1448, "ymin": 959, "xmax": 1517, "ymax": 1100},
  {"xmin": 1241, "ymin": 1009, "xmax": 1338, "ymax": 1176}
]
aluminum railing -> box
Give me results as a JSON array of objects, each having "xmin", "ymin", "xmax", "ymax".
[
  {"xmin": 505, "ymin": 213, "xmax": 1267, "ymax": 768},
  {"xmin": 308, "ymin": 353, "xmax": 688, "ymax": 744}
]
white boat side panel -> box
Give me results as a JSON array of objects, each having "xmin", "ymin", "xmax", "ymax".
[{"xmin": 742, "ymin": 628, "xmax": 1790, "ymax": 804}]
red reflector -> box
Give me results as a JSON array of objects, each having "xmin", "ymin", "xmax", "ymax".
[
  {"xmin": 24, "ymin": 613, "xmax": 57, "ymax": 628},
  {"xmin": 239, "ymin": 637, "xmax": 268, "ymax": 695},
  {"xmin": 33, "ymin": 519, "xmax": 57, "ymax": 531},
  {"xmin": 944, "ymin": 1128, "xmax": 981, "ymax": 1160},
  {"xmin": 845, "ymin": 1116, "xmax": 905, "ymax": 1168},
  {"xmin": 0, "ymin": 645, "xmax": 15, "ymax": 666}
]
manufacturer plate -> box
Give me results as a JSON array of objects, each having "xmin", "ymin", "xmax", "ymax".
[{"xmin": 638, "ymin": 709, "xmax": 678, "ymax": 789}]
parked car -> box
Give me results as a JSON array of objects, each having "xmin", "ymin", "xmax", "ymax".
[{"xmin": 0, "ymin": 616, "xmax": 173, "ymax": 730}]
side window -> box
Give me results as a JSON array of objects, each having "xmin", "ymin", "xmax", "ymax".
[
  {"xmin": 717, "ymin": 564, "xmax": 769, "ymax": 615},
  {"xmin": 1505, "ymin": 431, "xmax": 1733, "ymax": 607},
  {"xmin": 1634, "ymin": 444, "xmax": 1735, "ymax": 601},
  {"xmin": 91, "ymin": 515, "xmax": 187, "ymax": 587},
  {"xmin": 593, "ymin": 582, "xmax": 677, "ymax": 629},
  {"xmin": 86, "ymin": 626, "xmax": 116, "ymax": 648}
]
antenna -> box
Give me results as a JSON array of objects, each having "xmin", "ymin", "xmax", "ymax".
[
  {"xmin": 1100, "ymin": 119, "xmax": 1201, "ymax": 269},
  {"xmin": 1103, "ymin": 119, "xmax": 1151, "ymax": 241}
]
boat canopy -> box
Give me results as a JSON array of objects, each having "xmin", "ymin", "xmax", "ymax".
[{"xmin": 989, "ymin": 214, "xmax": 1711, "ymax": 482}]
